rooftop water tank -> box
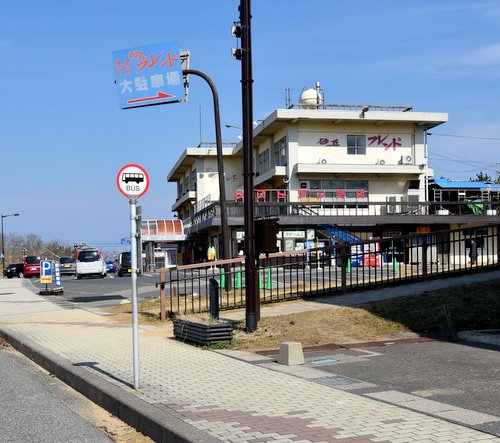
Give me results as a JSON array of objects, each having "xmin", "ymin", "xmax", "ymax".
[{"xmin": 299, "ymin": 84, "xmax": 324, "ymax": 108}]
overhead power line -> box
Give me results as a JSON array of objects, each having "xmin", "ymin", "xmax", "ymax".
[{"xmin": 428, "ymin": 132, "xmax": 500, "ymax": 141}]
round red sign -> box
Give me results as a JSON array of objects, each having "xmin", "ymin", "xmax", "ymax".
[{"xmin": 116, "ymin": 164, "xmax": 150, "ymax": 198}]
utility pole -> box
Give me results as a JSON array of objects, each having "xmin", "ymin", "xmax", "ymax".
[{"xmin": 240, "ymin": 0, "xmax": 258, "ymax": 331}]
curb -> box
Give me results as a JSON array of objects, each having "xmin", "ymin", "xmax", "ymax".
[{"xmin": 0, "ymin": 327, "xmax": 218, "ymax": 443}]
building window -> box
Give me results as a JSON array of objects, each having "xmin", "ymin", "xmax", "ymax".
[
  {"xmin": 190, "ymin": 169, "xmax": 197, "ymax": 191},
  {"xmin": 257, "ymin": 149, "xmax": 270, "ymax": 175},
  {"xmin": 272, "ymin": 137, "xmax": 287, "ymax": 167},
  {"xmin": 347, "ymin": 135, "xmax": 366, "ymax": 155}
]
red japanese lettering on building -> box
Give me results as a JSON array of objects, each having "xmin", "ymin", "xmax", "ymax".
[
  {"xmin": 277, "ymin": 190, "xmax": 287, "ymax": 199},
  {"xmin": 235, "ymin": 190, "xmax": 244, "ymax": 201},
  {"xmin": 298, "ymin": 189, "xmax": 307, "ymax": 199},
  {"xmin": 317, "ymin": 137, "xmax": 339, "ymax": 147},
  {"xmin": 356, "ymin": 189, "xmax": 366, "ymax": 199},
  {"xmin": 368, "ymin": 134, "xmax": 402, "ymax": 151},
  {"xmin": 336, "ymin": 189, "xmax": 346, "ymax": 199},
  {"xmin": 384, "ymin": 138, "xmax": 402, "ymax": 151},
  {"xmin": 256, "ymin": 189, "xmax": 266, "ymax": 201},
  {"xmin": 316, "ymin": 190, "xmax": 326, "ymax": 200}
]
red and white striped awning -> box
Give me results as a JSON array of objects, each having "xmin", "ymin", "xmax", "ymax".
[{"xmin": 141, "ymin": 219, "xmax": 185, "ymax": 241}]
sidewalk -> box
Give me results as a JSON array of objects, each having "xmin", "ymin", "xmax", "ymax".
[{"xmin": 0, "ymin": 274, "xmax": 499, "ymax": 443}]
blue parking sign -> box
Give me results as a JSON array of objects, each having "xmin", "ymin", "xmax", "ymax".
[{"xmin": 40, "ymin": 260, "xmax": 53, "ymax": 284}]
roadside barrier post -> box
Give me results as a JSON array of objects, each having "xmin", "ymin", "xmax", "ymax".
[{"xmin": 209, "ymin": 278, "xmax": 219, "ymax": 320}]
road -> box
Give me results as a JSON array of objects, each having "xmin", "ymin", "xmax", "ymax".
[
  {"xmin": 0, "ymin": 343, "xmax": 113, "ymax": 442},
  {"xmin": 24, "ymin": 272, "xmax": 160, "ymax": 310}
]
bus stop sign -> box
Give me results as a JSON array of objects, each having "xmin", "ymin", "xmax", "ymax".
[{"xmin": 117, "ymin": 164, "xmax": 150, "ymax": 198}]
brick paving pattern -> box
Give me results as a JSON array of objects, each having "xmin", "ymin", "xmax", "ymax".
[{"xmin": 0, "ymin": 278, "xmax": 499, "ymax": 442}]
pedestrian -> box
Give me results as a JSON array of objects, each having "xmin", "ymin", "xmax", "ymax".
[{"xmin": 469, "ymin": 239, "xmax": 477, "ymax": 264}]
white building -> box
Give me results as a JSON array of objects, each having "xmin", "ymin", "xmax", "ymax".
[{"xmin": 167, "ymin": 96, "xmax": 498, "ymax": 263}]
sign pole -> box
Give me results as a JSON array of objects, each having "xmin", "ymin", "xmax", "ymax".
[{"xmin": 129, "ymin": 196, "xmax": 140, "ymax": 389}]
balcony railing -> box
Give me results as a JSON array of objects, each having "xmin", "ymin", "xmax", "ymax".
[{"xmin": 186, "ymin": 199, "xmax": 499, "ymax": 224}]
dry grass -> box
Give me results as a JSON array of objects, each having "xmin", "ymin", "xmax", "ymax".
[{"xmin": 103, "ymin": 279, "xmax": 500, "ymax": 351}]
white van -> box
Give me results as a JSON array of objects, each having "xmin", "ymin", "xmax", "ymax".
[{"xmin": 75, "ymin": 248, "xmax": 107, "ymax": 279}]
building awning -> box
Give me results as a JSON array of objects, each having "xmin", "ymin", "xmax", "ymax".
[{"xmin": 141, "ymin": 219, "xmax": 186, "ymax": 242}]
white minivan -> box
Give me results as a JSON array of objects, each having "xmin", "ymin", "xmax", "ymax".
[{"xmin": 75, "ymin": 248, "xmax": 107, "ymax": 279}]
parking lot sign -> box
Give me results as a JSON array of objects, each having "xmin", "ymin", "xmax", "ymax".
[
  {"xmin": 112, "ymin": 41, "xmax": 184, "ymax": 109},
  {"xmin": 40, "ymin": 260, "xmax": 53, "ymax": 284}
]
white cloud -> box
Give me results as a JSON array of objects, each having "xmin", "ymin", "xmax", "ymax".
[{"xmin": 454, "ymin": 43, "xmax": 500, "ymax": 69}]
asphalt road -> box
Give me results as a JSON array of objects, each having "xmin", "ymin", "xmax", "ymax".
[
  {"xmin": 25, "ymin": 272, "xmax": 160, "ymax": 310},
  {"xmin": 0, "ymin": 344, "xmax": 112, "ymax": 442},
  {"xmin": 301, "ymin": 339, "xmax": 500, "ymax": 418}
]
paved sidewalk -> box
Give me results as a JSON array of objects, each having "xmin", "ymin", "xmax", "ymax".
[{"xmin": 0, "ymin": 274, "xmax": 499, "ymax": 442}]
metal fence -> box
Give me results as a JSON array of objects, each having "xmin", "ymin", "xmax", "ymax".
[{"xmin": 157, "ymin": 224, "xmax": 499, "ymax": 317}]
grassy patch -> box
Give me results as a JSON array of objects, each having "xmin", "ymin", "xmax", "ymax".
[{"xmin": 104, "ymin": 279, "xmax": 500, "ymax": 351}]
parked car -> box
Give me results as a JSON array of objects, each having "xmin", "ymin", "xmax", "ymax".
[
  {"xmin": 117, "ymin": 252, "xmax": 132, "ymax": 277},
  {"xmin": 106, "ymin": 261, "xmax": 116, "ymax": 273},
  {"xmin": 75, "ymin": 248, "xmax": 107, "ymax": 279},
  {"xmin": 23, "ymin": 256, "xmax": 41, "ymax": 278},
  {"xmin": 59, "ymin": 256, "xmax": 76, "ymax": 275},
  {"xmin": 5, "ymin": 263, "xmax": 24, "ymax": 278}
]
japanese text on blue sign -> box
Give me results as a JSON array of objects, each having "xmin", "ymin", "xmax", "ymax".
[{"xmin": 113, "ymin": 41, "xmax": 184, "ymax": 109}]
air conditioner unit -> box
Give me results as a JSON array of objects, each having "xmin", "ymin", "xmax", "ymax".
[
  {"xmin": 401, "ymin": 155, "xmax": 413, "ymax": 165},
  {"xmin": 319, "ymin": 158, "xmax": 328, "ymax": 164},
  {"xmin": 377, "ymin": 159, "xmax": 386, "ymax": 165}
]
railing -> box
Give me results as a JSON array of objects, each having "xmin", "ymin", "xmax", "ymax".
[
  {"xmin": 157, "ymin": 224, "xmax": 500, "ymax": 317},
  {"xmin": 186, "ymin": 200, "xmax": 499, "ymax": 222},
  {"xmin": 289, "ymin": 103, "xmax": 413, "ymax": 112}
]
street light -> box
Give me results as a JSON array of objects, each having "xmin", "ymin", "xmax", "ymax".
[{"xmin": 1, "ymin": 213, "xmax": 20, "ymax": 277}]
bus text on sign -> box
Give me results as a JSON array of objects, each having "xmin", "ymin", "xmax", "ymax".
[{"xmin": 117, "ymin": 164, "xmax": 150, "ymax": 198}]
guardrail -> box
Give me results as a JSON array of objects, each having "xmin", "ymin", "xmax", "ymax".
[
  {"xmin": 156, "ymin": 224, "xmax": 499, "ymax": 318},
  {"xmin": 188, "ymin": 200, "xmax": 499, "ymax": 222}
]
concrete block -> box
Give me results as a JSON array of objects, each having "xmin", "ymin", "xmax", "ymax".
[{"xmin": 278, "ymin": 342, "xmax": 304, "ymax": 365}]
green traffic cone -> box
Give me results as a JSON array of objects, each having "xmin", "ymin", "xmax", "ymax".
[
  {"xmin": 220, "ymin": 267, "xmax": 225, "ymax": 289},
  {"xmin": 393, "ymin": 257, "xmax": 399, "ymax": 273},
  {"xmin": 234, "ymin": 269, "xmax": 242, "ymax": 289},
  {"xmin": 265, "ymin": 268, "xmax": 273, "ymax": 290}
]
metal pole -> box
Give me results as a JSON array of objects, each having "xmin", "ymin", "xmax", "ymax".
[
  {"xmin": 1, "ymin": 213, "xmax": 19, "ymax": 277},
  {"xmin": 129, "ymin": 197, "xmax": 140, "ymax": 389},
  {"xmin": 1, "ymin": 216, "xmax": 4, "ymax": 277},
  {"xmin": 240, "ymin": 0, "xmax": 258, "ymax": 331},
  {"xmin": 182, "ymin": 69, "xmax": 231, "ymax": 262}
]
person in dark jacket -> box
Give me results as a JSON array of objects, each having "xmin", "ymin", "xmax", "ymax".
[{"xmin": 469, "ymin": 239, "xmax": 477, "ymax": 264}]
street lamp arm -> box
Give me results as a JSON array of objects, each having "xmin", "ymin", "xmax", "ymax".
[{"xmin": 182, "ymin": 69, "xmax": 231, "ymax": 261}]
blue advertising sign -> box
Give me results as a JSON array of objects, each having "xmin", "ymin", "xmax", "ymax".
[
  {"xmin": 112, "ymin": 41, "xmax": 184, "ymax": 109},
  {"xmin": 54, "ymin": 262, "xmax": 62, "ymax": 287}
]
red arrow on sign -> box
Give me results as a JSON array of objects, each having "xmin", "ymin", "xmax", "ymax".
[{"xmin": 127, "ymin": 91, "xmax": 175, "ymax": 104}]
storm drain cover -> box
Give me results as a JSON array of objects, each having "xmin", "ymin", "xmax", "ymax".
[
  {"xmin": 316, "ymin": 376, "xmax": 356, "ymax": 386},
  {"xmin": 310, "ymin": 358, "xmax": 337, "ymax": 365}
]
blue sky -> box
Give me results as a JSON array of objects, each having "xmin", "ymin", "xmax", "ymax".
[{"xmin": 1, "ymin": 0, "xmax": 499, "ymax": 250}]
